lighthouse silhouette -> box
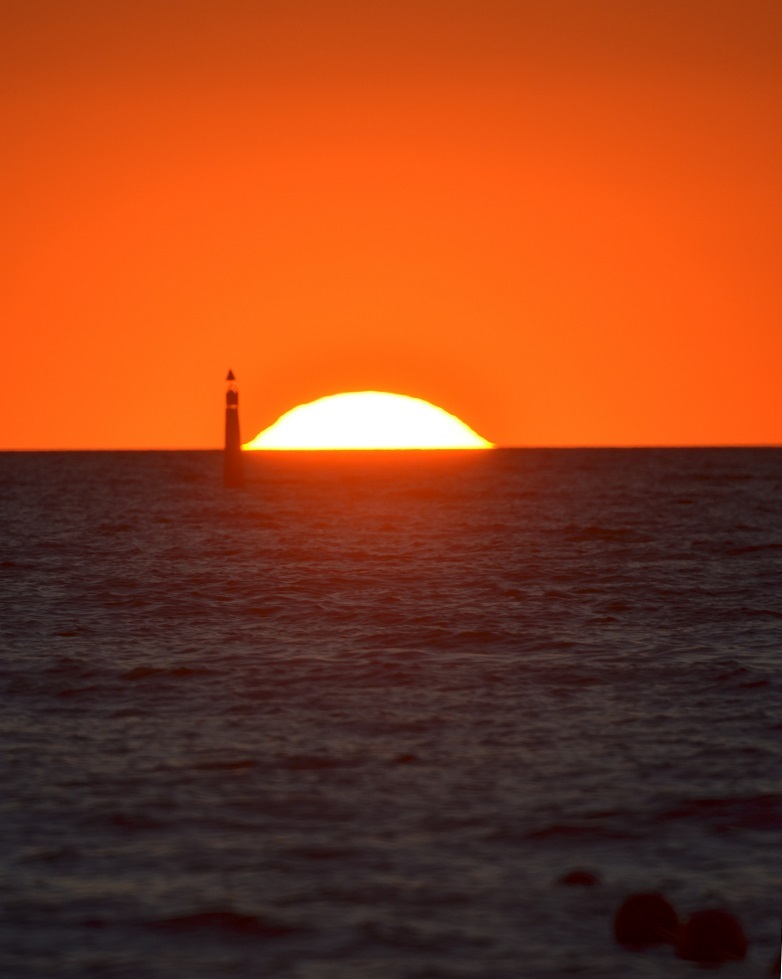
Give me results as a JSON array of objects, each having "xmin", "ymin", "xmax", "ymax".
[{"xmin": 223, "ymin": 369, "xmax": 244, "ymax": 488}]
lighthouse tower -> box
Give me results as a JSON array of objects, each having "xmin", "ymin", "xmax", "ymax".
[{"xmin": 224, "ymin": 369, "xmax": 244, "ymax": 488}]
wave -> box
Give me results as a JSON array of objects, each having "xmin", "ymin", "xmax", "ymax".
[
  {"xmin": 659, "ymin": 795, "xmax": 782, "ymax": 833},
  {"xmin": 145, "ymin": 910, "xmax": 306, "ymax": 938}
]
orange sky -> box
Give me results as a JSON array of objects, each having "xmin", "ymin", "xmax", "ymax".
[{"xmin": 2, "ymin": 0, "xmax": 780, "ymax": 448}]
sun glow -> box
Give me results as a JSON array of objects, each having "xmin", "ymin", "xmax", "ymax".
[{"xmin": 244, "ymin": 392, "xmax": 493, "ymax": 450}]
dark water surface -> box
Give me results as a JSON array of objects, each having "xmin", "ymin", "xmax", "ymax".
[{"xmin": 1, "ymin": 448, "xmax": 780, "ymax": 978}]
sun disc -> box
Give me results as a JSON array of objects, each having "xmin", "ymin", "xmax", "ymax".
[{"xmin": 244, "ymin": 391, "xmax": 493, "ymax": 450}]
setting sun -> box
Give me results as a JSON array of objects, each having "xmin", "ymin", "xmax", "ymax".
[{"xmin": 244, "ymin": 392, "xmax": 493, "ymax": 451}]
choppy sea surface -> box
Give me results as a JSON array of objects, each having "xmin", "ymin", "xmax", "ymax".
[{"xmin": 0, "ymin": 448, "xmax": 780, "ymax": 978}]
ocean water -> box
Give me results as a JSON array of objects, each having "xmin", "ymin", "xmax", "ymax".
[{"xmin": 0, "ymin": 448, "xmax": 780, "ymax": 979}]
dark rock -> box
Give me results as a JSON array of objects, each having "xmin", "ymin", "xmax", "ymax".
[
  {"xmin": 559, "ymin": 870, "xmax": 599, "ymax": 886},
  {"xmin": 675, "ymin": 908, "xmax": 748, "ymax": 964},
  {"xmin": 613, "ymin": 893, "xmax": 679, "ymax": 947}
]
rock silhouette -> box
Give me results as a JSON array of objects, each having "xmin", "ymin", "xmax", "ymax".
[
  {"xmin": 613, "ymin": 893, "xmax": 679, "ymax": 947},
  {"xmin": 675, "ymin": 908, "xmax": 748, "ymax": 964}
]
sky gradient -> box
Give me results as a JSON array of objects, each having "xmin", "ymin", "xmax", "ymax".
[{"xmin": 2, "ymin": 0, "xmax": 780, "ymax": 448}]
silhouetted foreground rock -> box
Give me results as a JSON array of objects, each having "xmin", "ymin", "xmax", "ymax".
[
  {"xmin": 613, "ymin": 893, "xmax": 679, "ymax": 947},
  {"xmin": 675, "ymin": 909, "xmax": 748, "ymax": 964}
]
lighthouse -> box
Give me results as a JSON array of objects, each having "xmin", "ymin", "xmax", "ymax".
[{"xmin": 224, "ymin": 369, "xmax": 244, "ymax": 488}]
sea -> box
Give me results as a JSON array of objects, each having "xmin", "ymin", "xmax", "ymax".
[{"xmin": 0, "ymin": 448, "xmax": 780, "ymax": 979}]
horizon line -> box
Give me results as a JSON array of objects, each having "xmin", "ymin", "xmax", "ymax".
[{"xmin": 2, "ymin": 443, "xmax": 781, "ymax": 452}]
